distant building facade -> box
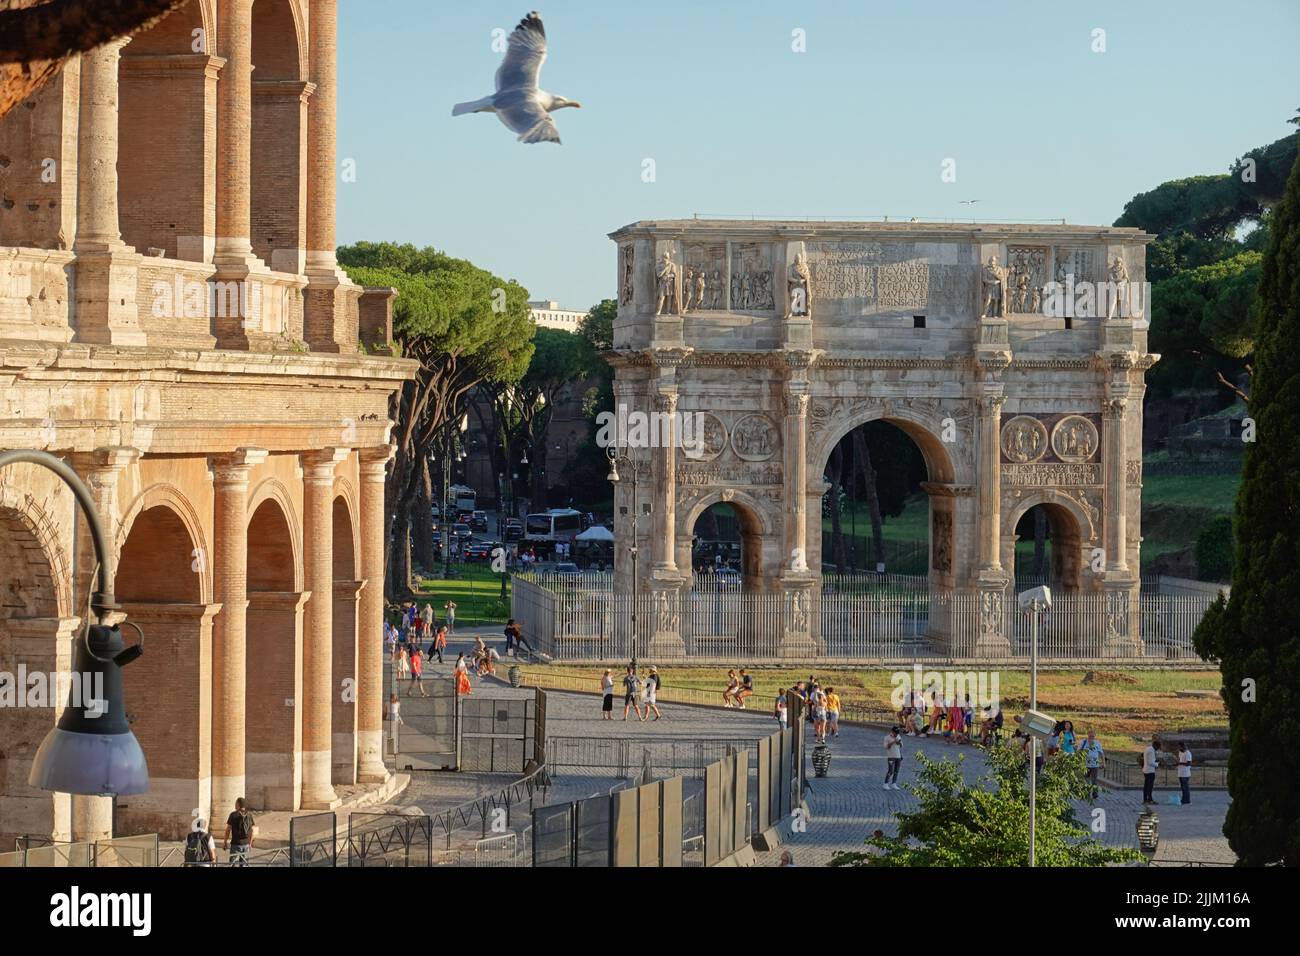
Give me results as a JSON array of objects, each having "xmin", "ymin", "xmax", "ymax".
[{"xmin": 528, "ymin": 299, "xmax": 587, "ymax": 332}]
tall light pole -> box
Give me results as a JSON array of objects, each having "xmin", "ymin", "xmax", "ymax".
[
  {"xmin": 1017, "ymin": 584, "xmax": 1052, "ymax": 868},
  {"xmin": 606, "ymin": 446, "xmax": 639, "ymax": 669}
]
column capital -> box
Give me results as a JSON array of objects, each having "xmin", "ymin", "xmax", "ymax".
[
  {"xmin": 302, "ymin": 447, "xmax": 349, "ymax": 480},
  {"xmin": 653, "ymin": 390, "xmax": 678, "ymax": 415},
  {"xmin": 70, "ymin": 445, "xmax": 139, "ymax": 476},
  {"xmin": 359, "ymin": 444, "xmax": 396, "ymax": 477},
  {"xmin": 211, "ymin": 447, "xmax": 269, "ymax": 483},
  {"xmin": 1102, "ymin": 397, "xmax": 1128, "ymax": 421}
]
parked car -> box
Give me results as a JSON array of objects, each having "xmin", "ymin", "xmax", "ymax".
[
  {"xmin": 452, "ymin": 522, "xmax": 473, "ymax": 541},
  {"xmin": 503, "ymin": 518, "xmax": 524, "ymax": 542},
  {"xmin": 554, "ymin": 562, "xmax": 581, "ymax": 577},
  {"xmin": 463, "ymin": 540, "xmax": 497, "ymax": 561},
  {"xmin": 470, "ymin": 510, "xmax": 488, "ymax": 532}
]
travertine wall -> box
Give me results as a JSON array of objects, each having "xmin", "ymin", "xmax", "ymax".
[
  {"xmin": 608, "ymin": 220, "xmax": 1155, "ymax": 658},
  {"xmin": 0, "ymin": 0, "xmax": 416, "ymax": 845}
]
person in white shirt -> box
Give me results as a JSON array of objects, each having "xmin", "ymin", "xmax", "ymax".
[
  {"xmin": 1142, "ymin": 736, "xmax": 1160, "ymax": 804},
  {"xmin": 386, "ymin": 693, "xmax": 403, "ymax": 755},
  {"xmin": 883, "ymin": 728, "xmax": 903, "ymax": 790},
  {"xmin": 1177, "ymin": 743, "xmax": 1193, "ymax": 805}
]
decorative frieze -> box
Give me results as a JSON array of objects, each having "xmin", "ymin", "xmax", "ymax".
[{"xmin": 1002, "ymin": 462, "xmax": 1102, "ymax": 486}]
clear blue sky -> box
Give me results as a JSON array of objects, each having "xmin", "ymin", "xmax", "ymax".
[{"xmin": 336, "ymin": 0, "xmax": 1300, "ymax": 311}]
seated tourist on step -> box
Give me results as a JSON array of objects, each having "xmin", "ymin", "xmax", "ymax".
[{"xmin": 722, "ymin": 669, "xmax": 740, "ymax": 707}]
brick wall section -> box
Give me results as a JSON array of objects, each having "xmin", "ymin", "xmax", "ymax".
[
  {"xmin": 0, "ymin": 63, "xmax": 78, "ymax": 249},
  {"xmin": 359, "ymin": 286, "xmax": 396, "ymax": 354},
  {"xmin": 118, "ymin": 57, "xmax": 213, "ymax": 260},
  {"xmin": 250, "ymin": 82, "xmax": 309, "ymax": 270}
]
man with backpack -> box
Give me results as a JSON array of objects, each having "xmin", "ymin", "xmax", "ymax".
[
  {"xmin": 622, "ymin": 665, "xmax": 643, "ymax": 721},
  {"xmin": 224, "ymin": 797, "xmax": 256, "ymax": 865},
  {"xmin": 184, "ymin": 818, "xmax": 216, "ymax": 866}
]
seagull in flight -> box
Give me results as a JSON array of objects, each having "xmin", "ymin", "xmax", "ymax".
[
  {"xmin": 452, "ymin": 11, "xmax": 581, "ymax": 145},
  {"xmin": 959, "ymin": 199, "xmax": 981, "ymax": 205}
]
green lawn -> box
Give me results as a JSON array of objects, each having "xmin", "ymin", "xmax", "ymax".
[
  {"xmin": 1141, "ymin": 472, "xmax": 1239, "ymax": 512},
  {"xmin": 406, "ymin": 563, "xmax": 511, "ymax": 625}
]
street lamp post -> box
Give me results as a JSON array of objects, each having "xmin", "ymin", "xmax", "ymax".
[
  {"xmin": 606, "ymin": 446, "xmax": 640, "ymax": 670},
  {"xmin": 0, "ymin": 450, "xmax": 148, "ymax": 800},
  {"xmin": 1017, "ymin": 584, "xmax": 1052, "ymax": 867}
]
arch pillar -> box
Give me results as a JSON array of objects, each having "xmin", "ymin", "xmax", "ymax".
[
  {"xmin": 246, "ymin": 590, "xmax": 308, "ymax": 809},
  {"xmin": 331, "ymin": 578, "xmax": 363, "ymax": 785},
  {"xmin": 0, "ymin": 616, "xmax": 80, "ymax": 845},
  {"xmin": 300, "ymin": 448, "xmax": 346, "ymax": 809},
  {"xmin": 210, "ymin": 448, "xmax": 268, "ymax": 820},
  {"xmin": 356, "ymin": 447, "xmax": 392, "ymax": 783},
  {"xmin": 68, "ymin": 445, "xmax": 138, "ymax": 841},
  {"xmin": 974, "ymin": 387, "xmax": 1010, "ymax": 656}
]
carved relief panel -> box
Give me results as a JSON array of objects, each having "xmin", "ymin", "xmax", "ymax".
[
  {"xmin": 681, "ymin": 243, "xmax": 726, "ymax": 311},
  {"xmin": 1006, "ymin": 246, "xmax": 1047, "ymax": 314},
  {"xmin": 729, "ymin": 243, "xmax": 775, "ymax": 311},
  {"xmin": 619, "ymin": 243, "xmax": 634, "ymax": 306}
]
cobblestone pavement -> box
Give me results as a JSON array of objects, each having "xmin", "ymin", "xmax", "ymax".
[{"xmin": 384, "ymin": 637, "xmax": 1232, "ymax": 866}]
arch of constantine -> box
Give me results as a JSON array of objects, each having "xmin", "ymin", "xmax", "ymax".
[
  {"xmin": 603, "ymin": 218, "xmax": 1158, "ymax": 661},
  {"xmin": 0, "ymin": 1, "xmax": 414, "ymax": 846}
]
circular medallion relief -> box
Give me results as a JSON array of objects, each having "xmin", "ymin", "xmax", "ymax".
[
  {"xmin": 1000, "ymin": 415, "xmax": 1048, "ymax": 464},
  {"xmin": 730, "ymin": 414, "xmax": 780, "ymax": 462},
  {"xmin": 1051, "ymin": 415, "xmax": 1099, "ymax": 463},
  {"xmin": 679, "ymin": 412, "xmax": 727, "ymax": 462}
]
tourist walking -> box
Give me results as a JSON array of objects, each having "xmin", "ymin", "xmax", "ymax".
[
  {"xmin": 183, "ymin": 819, "xmax": 216, "ymax": 866},
  {"xmin": 1060, "ymin": 720, "xmax": 1077, "ymax": 754},
  {"xmin": 775, "ymin": 693, "xmax": 788, "ymax": 729},
  {"xmin": 601, "ymin": 669, "xmax": 614, "ymax": 719},
  {"xmin": 825, "ymin": 687, "xmax": 841, "ymax": 738},
  {"xmin": 642, "ymin": 666, "xmax": 662, "ymax": 721},
  {"xmin": 811, "ymin": 684, "xmax": 828, "ymax": 743},
  {"xmin": 454, "ymin": 653, "xmax": 472, "ymax": 696},
  {"xmin": 444, "ymin": 600, "xmax": 457, "ymax": 634},
  {"xmin": 433, "ymin": 625, "xmax": 447, "ymax": 664},
  {"xmin": 1142, "ymin": 736, "xmax": 1160, "ymax": 804},
  {"xmin": 385, "ymin": 693, "xmax": 403, "ymax": 755},
  {"xmin": 407, "ymin": 646, "xmax": 427, "ymax": 697},
  {"xmin": 421, "ymin": 601, "xmax": 434, "ymax": 639},
  {"xmin": 1080, "ymin": 730, "xmax": 1104, "ymax": 796},
  {"xmin": 883, "ymin": 727, "xmax": 903, "ymax": 790},
  {"xmin": 1177, "ymin": 742, "xmax": 1193, "ymax": 805},
  {"xmin": 622, "ymin": 665, "xmax": 643, "ymax": 721},
  {"xmin": 223, "ymin": 797, "xmax": 255, "ymax": 865},
  {"xmin": 396, "ymin": 645, "xmax": 410, "ymax": 682}
]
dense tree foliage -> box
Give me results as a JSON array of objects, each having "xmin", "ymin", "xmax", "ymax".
[
  {"xmin": 1193, "ymin": 135, "xmax": 1300, "ymax": 866},
  {"xmin": 338, "ymin": 241, "xmax": 533, "ymax": 596},
  {"xmin": 830, "ymin": 746, "xmax": 1141, "ymax": 867}
]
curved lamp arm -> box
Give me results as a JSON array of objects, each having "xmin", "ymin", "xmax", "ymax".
[{"xmin": 0, "ymin": 449, "xmax": 116, "ymax": 622}]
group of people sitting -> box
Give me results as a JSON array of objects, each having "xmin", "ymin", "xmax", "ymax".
[
  {"xmin": 896, "ymin": 688, "xmax": 1004, "ymax": 746},
  {"xmin": 721, "ymin": 669, "xmax": 754, "ymax": 708}
]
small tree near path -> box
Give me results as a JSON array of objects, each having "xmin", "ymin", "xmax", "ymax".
[{"xmin": 829, "ymin": 747, "xmax": 1142, "ymax": 867}]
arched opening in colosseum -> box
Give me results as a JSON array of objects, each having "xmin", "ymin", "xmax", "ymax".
[
  {"xmin": 115, "ymin": 504, "xmax": 207, "ymax": 839},
  {"xmin": 245, "ymin": 497, "xmax": 300, "ymax": 810},
  {"xmin": 250, "ymin": 0, "xmax": 307, "ymax": 272},
  {"xmin": 0, "ymin": 506, "xmax": 64, "ymax": 846},
  {"xmin": 331, "ymin": 496, "xmax": 358, "ymax": 786},
  {"xmin": 689, "ymin": 502, "xmax": 764, "ymax": 591},
  {"xmin": 118, "ymin": 0, "xmax": 213, "ymax": 261}
]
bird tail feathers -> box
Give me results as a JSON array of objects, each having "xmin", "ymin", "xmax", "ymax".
[{"xmin": 452, "ymin": 96, "xmax": 495, "ymax": 117}]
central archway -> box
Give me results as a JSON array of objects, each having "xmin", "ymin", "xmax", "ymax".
[{"xmin": 809, "ymin": 408, "xmax": 964, "ymax": 652}]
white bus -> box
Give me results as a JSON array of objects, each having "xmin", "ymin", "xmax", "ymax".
[
  {"xmin": 450, "ymin": 484, "xmax": 476, "ymax": 515},
  {"xmin": 524, "ymin": 508, "xmax": 583, "ymax": 549}
]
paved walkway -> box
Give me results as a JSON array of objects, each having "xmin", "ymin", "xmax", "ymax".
[{"xmin": 383, "ymin": 630, "xmax": 1232, "ymax": 865}]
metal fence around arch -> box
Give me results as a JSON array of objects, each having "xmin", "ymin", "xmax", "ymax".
[{"xmin": 511, "ymin": 575, "xmax": 1217, "ymax": 664}]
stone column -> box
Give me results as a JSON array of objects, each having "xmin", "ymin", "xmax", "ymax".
[
  {"xmin": 210, "ymin": 448, "xmax": 268, "ymax": 819},
  {"xmin": 974, "ymin": 387, "xmax": 1010, "ymax": 656},
  {"xmin": 300, "ymin": 448, "xmax": 347, "ymax": 808},
  {"xmin": 306, "ymin": 0, "xmax": 339, "ymax": 275},
  {"xmin": 356, "ymin": 446, "xmax": 393, "ymax": 782},
  {"xmin": 302, "ymin": 0, "xmax": 356, "ymax": 353},
  {"xmin": 73, "ymin": 38, "xmax": 145, "ymax": 346},
  {"xmin": 1102, "ymin": 397, "xmax": 1129, "ymax": 572},
  {"xmin": 68, "ymin": 446, "xmax": 137, "ymax": 841},
  {"xmin": 651, "ymin": 389, "xmax": 678, "ymax": 574},
  {"xmin": 215, "ymin": 0, "xmax": 254, "ymax": 263},
  {"xmin": 782, "ymin": 386, "xmax": 810, "ymax": 573},
  {"xmin": 975, "ymin": 389, "xmax": 1005, "ymax": 571}
]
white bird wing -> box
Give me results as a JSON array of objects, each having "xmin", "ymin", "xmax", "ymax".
[
  {"xmin": 495, "ymin": 11, "xmax": 547, "ymax": 93},
  {"xmin": 492, "ymin": 88, "xmax": 560, "ymax": 144}
]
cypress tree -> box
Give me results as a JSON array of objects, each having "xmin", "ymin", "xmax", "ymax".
[{"xmin": 1193, "ymin": 125, "xmax": 1300, "ymax": 865}]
